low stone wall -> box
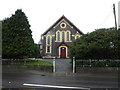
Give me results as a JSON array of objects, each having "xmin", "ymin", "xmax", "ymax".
[
  {"xmin": 2, "ymin": 59, "xmax": 31, "ymax": 65},
  {"xmin": 76, "ymin": 67, "xmax": 119, "ymax": 73},
  {"xmin": 2, "ymin": 65, "xmax": 53, "ymax": 73}
]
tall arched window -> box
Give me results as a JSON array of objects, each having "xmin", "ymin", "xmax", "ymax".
[
  {"xmin": 66, "ymin": 31, "xmax": 71, "ymax": 41},
  {"xmin": 57, "ymin": 31, "xmax": 60, "ymax": 41},
  {"xmin": 56, "ymin": 31, "xmax": 61, "ymax": 42},
  {"xmin": 46, "ymin": 35, "xmax": 52, "ymax": 53},
  {"xmin": 47, "ymin": 36, "xmax": 50, "ymax": 44},
  {"xmin": 62, "ymin": 31, "xmax": 64, "ymax": 41},
  {"xmin": 67, "ymin": 32, "xmax": 70, "ymax": 41}
]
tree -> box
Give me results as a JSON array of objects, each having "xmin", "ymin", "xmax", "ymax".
[
  {"xmin": 33, "ymin": 44, "xmax": 41, "ymax": 58},
  {"xmin": 70, "ymin": 27, "xmax": 120, "ymax": 60},
  {"xmin": 2, "ymin": 9, "xmax": 35, "ymax": 59}
]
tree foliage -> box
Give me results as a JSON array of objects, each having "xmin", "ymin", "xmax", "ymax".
[
  {"xmin": 2, "ymin": 9, "xmax": 37, "ymax": 59},
  {"xmin": 70, "ymin": 28, "xmax": 120, "ymax": 60}
]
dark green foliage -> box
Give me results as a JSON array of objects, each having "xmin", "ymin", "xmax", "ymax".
[
  {"xmin": 33, "ymin": 44, "xmax": 41, "ymax": 58},
  {"xmin": 70, "ymin": 28, "xmax": 120, "ymax": 60},
  {"xmin": 2, "ymin": 9, "xmax": 36, "ymax": 59}
]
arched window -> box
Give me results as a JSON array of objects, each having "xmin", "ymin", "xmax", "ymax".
[
  {"xmin": 75, "ymin": 35, "xmax": 81, "ymax": 40},
  {"xmin": 57, "ymin": 32, "xmax": 60, "ymax": 41},
  {"xmin": 66, "ymin": 31, "xmax": 71, "ymax": 41},
  {"xmin": 67, "ymin": 32, "xmax": 70, "ymax": 41},
  {"xmin": 62, "ymin": 31, "xmax": 64, "ymax": 41},
  {"xmin": 46, "ymin": 35, "xmax": 52, "ymax": 53},
  {"xmin": 47, "ymin": 36, "xmax": 50, "ymax": 44},
  {"xmin": 56, "ymin": 30, "xmax": 62, "ymax": 42},
  {"xmin": 56, "ymin": 31, "xmax": 61, "ymax": 41},
  {"xmin": 76, "ymin": 36, "xmax": 79, "ymax": 39}
]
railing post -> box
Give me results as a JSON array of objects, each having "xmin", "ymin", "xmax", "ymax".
[
  {"xmin": 73, "ymin": 57, "xmax": 75, "ymax": 73},
  {"xmin": 53, "ymin": 57, "xmax": 56, "ymax": 72}
]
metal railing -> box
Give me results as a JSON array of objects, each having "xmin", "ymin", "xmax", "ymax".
[{"xmin": 76, "ymin": 59, "xmax": 120, "ymax": 67}]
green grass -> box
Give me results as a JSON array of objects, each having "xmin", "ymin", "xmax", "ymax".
[{"xmin": 14, "ymin": 60, "xmax": 53, "ymax": 66}]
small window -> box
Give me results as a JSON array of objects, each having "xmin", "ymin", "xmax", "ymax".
[
  {"xmin": 75, "ymin": 36, "xmax": 80, "ymax": 39},
  {"xmin": 60, "ymin": 22, "xmax": 66, "ymax": 28},
  {"xmin": 56, "ymin": 31, "xmax": 61, "ymax": 41},
  {"xmin": 62, "ymin": 24, "xmax": 65, "ymax": 27}
]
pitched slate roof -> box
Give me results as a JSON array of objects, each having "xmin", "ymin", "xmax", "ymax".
[{"xmin": 42, "ymin": 15, "xmax": 84, "ymax": 35}]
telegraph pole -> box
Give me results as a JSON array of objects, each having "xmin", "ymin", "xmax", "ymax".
[{"xmin": 113, "ymin": 4, "xmax": 117, "ymax": 30}]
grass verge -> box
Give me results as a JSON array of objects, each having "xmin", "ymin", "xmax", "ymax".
[{"xmin": 13, "ymin": 60, "xmax": 52, "ymax": 66}]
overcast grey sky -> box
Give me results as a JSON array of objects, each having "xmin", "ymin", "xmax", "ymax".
[
  {"xmin": 118, "ymin": 1, "xmax": 120, "ymax": 28},
  {"xmin": 1, "ymin": 0, "xmax": 119, "ymax": 43}
]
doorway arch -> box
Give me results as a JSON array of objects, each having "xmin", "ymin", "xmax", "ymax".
[{"xmin": 59, "ymin": 46, "xmax": 68, "ymax": 58}]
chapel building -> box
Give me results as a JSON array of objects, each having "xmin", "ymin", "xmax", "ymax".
[{"xmin": 39, "ymin": 15, "xmax": 84, "ymax": 58}]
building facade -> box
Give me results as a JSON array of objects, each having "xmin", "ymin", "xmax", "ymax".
[{"xmin": 39, "ymin": 15, "xmax": 84, "ymax": 58}]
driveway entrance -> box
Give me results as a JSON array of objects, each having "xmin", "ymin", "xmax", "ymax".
[
  {"xmin": 40, "ymin": 59, "xmax": 72, "ymax": 73},
  {"xmin": 55, "ymin": 59, "xmax": 72, "ymax": 73}
]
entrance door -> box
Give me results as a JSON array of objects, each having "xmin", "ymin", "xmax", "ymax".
[{"xmin": 60, "ymin": 47, "xmax": 66, "ymax": 58}]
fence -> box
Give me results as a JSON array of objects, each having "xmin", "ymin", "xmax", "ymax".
[
  {"xmin": 2, "ymin": 59, "xmax": 33, "ymax": 65},
  {"xmin": 75, "ymin": 60, "xmax": 120, "ymax": 73},
  {"xmin": 76, "ymin": 59, "xmax": 120, "ymax": 67},
  {"xmin": 2, "ymin": 59, "xmax": 53, "ymax": 73},
  {"xmin": 75, "ymin": 59, "xmax": 120, "ymax": 73}
]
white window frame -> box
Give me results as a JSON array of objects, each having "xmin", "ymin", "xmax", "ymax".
[{"xmin": 46, "ymin": 35, "xmax": 52, "ymax": 53}]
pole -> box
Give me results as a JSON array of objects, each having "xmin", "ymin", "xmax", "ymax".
[
  {"xmin": 73, "ymin": 57, "xmax": 75, "ymax": 73},
  {"xmin": 113, "ymin": 4, "xmax": 117, "ymax": 30},
  {"xmin": 53, "ymin": 57, "xmax": 55, "ymax": 72}
]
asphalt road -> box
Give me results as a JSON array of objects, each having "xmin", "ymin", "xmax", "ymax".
[
  {"xmin": 2, "ymin": 59, "xmax": 120, "ymax": 90},
  {"xmin": 2, "ymin": 69, "xmax": 119, "ymax": 89}
]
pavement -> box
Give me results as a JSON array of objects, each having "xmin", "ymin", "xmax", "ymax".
[{"xmin": 1, "ymin": 59, "xmax": 120, "ymax": 90}]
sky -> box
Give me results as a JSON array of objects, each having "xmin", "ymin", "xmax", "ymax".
[
  {"xmin": 118, "ymin": 1, "xmax": 120, "ymax": 28},
  {"xmin": 0, "ymin": 0, "xmax": 119, "ymax": 43}
]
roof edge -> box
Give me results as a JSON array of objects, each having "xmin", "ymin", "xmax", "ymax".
[{"xmin": 42, "ymin": 15, "xmax": 84, "ymax": 35}]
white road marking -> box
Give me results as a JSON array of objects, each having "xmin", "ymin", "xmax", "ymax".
[{"xmin": 23, "ymin": 83, "xmax": 90, "ymax": 90}]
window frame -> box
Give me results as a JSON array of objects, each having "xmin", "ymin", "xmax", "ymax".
[
  {"xmin": 46, "ymin": 35, "xmax": 52, "ymax": 53},
  {"xmin": 65, "ymin": 30, "xmax": 71, "ymax": 42}
]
